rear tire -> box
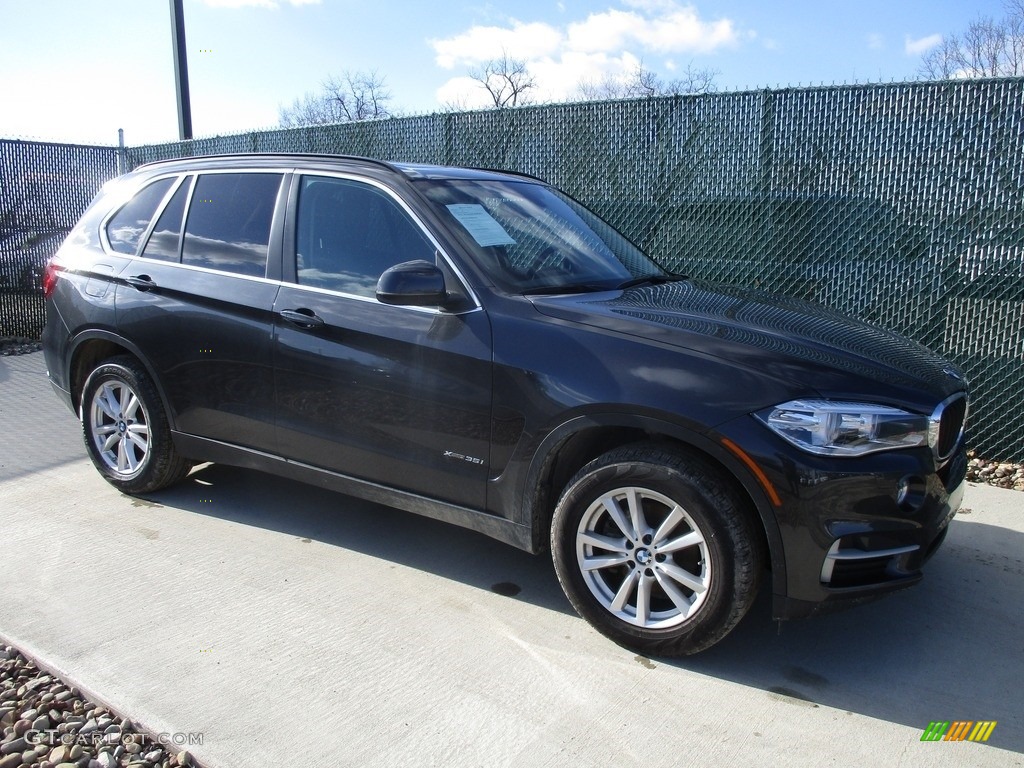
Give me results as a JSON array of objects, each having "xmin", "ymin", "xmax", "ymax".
[
  {"xmin": 81, "ymin": 356, "xmax": 191, "ymax": 494},
  {"xmin": 551, "ymin": 445, "xmax": 763, "ymax": 656}
]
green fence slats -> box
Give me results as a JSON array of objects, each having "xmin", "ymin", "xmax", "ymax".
[{"xmin": 2, "ymin": 79, "xmax": 1023, "ymax": 460}]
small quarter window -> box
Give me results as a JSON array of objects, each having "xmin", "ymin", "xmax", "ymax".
[
  {"xmin": 105, "ymin": 177, "xmax": 175, "ymax": 255},
  {"xmin": 182, "ymin": 173, "xmax": 282, "ymax": 277},
  {"xmin": 141, "ymin": 176, "xmax": 193, "ymax": 262}
]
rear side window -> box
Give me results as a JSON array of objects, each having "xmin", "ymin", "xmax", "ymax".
[
  {"xmin": 141, "ymin": 176, "xmax": 193, "ymax": 262},
  {"xmin": 105, "ymin": 178, "xmax": 175, "ymax": 255},
  {"xmin": 182, "ymin": 173, "xmax": 282, "ymax": 277}
]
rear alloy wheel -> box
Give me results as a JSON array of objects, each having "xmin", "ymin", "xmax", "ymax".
[
  {"xmin": 81, "ymin": 356, "xmax": 191, "ymax": 494},
  {"xmin": 551, "ymin": 445, "xmax": 763, "ymax": 656}
]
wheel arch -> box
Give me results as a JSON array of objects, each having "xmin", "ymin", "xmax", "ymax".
[
  {"xmin": 523, "ymin": 413, "xmax": 787, "ymax": 596},
  {"xmin": 67, "ymin": 330, "xmax": 177, "ymax": 430}
]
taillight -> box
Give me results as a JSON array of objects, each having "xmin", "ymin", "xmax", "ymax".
[{"xmin": 42, "ymin": 260, "xmax": 63, "ymax": 298}]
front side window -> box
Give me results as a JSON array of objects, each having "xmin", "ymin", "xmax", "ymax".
[
  {"xmin": 105, "ymin": 177, "xmax": 175, "ymax": 255},
  {"xmin": 295, "ymin": 176, "xmax": 436, "ymax": 297},
  {"xmin": 182, "ymin": 173, "xmax": 282, "ymax": 277}
]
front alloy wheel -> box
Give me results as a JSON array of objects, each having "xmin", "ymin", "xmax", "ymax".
[
  {"xmin": 576, "ymin": 486, "xmax": 712, "ymax": 629},
  {"xmin": 552, "ymin": 445, "xmax": 763, "ymax": 656}
]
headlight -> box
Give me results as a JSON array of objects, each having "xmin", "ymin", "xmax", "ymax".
[{"xmin": 755, "ymin": 399, "xmax": 930, "ymax": 457}]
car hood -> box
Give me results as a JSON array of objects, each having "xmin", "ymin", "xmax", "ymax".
[{"xmin": 529, "ymin": 280, "xmax": 967, "ymax": 409}]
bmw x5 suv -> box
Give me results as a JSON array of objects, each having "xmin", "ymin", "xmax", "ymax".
[{"xmin": 42, "ymin": 154, "xmax": 968, "ymax": 655}]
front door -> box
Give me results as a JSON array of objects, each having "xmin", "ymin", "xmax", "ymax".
[{"xmin": 272, "ymin": 174, "xmax": 492, "ymax": 509}]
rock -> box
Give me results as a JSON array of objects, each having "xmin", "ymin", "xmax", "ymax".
[
  {"xmin": 69, "ymin": 744, "xmax": 84, "ymax": 760},
  {"xmin": 143, "ymin": 748, "xmax": 164, "ymax": 761},
  {"xmin": 125, "ymin": 743, "xmax": 141, "ymax": 755},
  {"xmin": 20, "ymin": 709, "xmax": 38, "ymax": 722},
  {"xmin": 0, "ymin": 753, "xmax": 22, "ymax": 768},
  {"xmin": 79, "ymin": 718, "xmax": 98, "ymax": 735},
  {"xmin": 0, "ymin": 737, "xmax": 27, "ymax": 755},
  {"xmin": 176, "ymin": 750, "xmax": 193, "ymax": 766},
  {"xmin": 93, "ymin": 751, "xmax": 117, "ymax": 768},
  {"xmin": 33, "ymin": 714, "xmax": 51, "ymax": 731},
  {"xmin": 13, "ymin": 719, "xmax": 31, "ymax": 736},
  {"xmin": 49, "ymin": 745, "xmax": 70, "ymax": 763},
  {"xmin": 53, "ymin": 692, "xmax": 72, "ymax": 704}
]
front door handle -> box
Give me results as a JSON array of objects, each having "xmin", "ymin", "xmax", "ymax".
[
  {"xmin": 125, "ymin": 275, "xmax": 157, "ymax": 292},
  {"xmin": 279, "ymin": 308, "xmax": 326, "ymax": 329}
]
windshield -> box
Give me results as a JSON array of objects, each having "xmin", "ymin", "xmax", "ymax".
[{"xmin": 415, "ymin": 178, "xmax": 668, "ymax": 294}]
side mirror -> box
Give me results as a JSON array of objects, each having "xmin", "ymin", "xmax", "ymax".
[{"xmin": 376, "ymin": 260, "xmax": 449, "ymax": 307}]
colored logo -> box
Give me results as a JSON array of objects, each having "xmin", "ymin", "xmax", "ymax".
[{"xmin": 921, "ymin": 721, "xmax": 997, "ymax": 742}]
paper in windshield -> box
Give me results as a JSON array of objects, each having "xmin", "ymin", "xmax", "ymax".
[{"xmin": 446, "ymin": 204, "xmax": 516, "ymax": 247}]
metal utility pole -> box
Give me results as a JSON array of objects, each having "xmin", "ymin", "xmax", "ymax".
[{"xmin": 169, "ymin": 0, "xmax": 193, "ymax": 140}]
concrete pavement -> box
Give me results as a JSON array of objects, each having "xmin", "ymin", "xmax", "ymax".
[{"xmin": 1, "ymin": 351, "xmax": 1021, "ymax": 767}]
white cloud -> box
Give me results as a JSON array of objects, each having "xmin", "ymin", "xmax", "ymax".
[
  {"xmin": 566, "ymin": 6, "xmax": 736, "ymax": 55},
  {"xmin": 905, "ymin": 33, "xmax": 942, "ymax": 56},
  {"xmin": 430, "ymin": 1, "xmax": 743, "ymax": 105},
  {"xmin": 432, "ymin": 21, "xmax": 564, "ymax": 69}
]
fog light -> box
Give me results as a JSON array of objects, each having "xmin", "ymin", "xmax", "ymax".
[{"xmin": 897, "ymin": 475, "xmax": 927, "ymax": 511}]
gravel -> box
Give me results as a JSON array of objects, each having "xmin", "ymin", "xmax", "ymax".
[
  {"xmin": 967, "ymin": 451, "xmax": 1024, "ymax": 492},
  {"xmin": 0, "ymin": 646, "xmax": 198, "ymax": 768},
  {"xmin": 0, "ymin": 339, "xmax": 43, "ymax": 357}
]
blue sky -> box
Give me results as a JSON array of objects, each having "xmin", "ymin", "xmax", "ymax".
[{"xmin": 0, "ymin": 0, "xmax": 1012, "ymax": 146}]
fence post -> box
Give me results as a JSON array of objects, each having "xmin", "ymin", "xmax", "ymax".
[{"xmin": 117, "ymin": 129, "xmax": 126, "ymax": 176}]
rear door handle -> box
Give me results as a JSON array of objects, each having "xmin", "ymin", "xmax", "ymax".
[
  {"xmin": 125, "ymin": 275, "xmax": 157, "ymax": 292},
  {"xmin": 279, "ymin": 308, "xmax": 326, "ymax": 329}
]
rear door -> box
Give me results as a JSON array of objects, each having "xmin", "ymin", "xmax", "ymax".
[
  {"xmin": 271, "ymin": 173, "xmax": 493, "ymax": 509},
  {"xmin": 115, "ymin": 170, "xmax": 286, "ymax": 449}
]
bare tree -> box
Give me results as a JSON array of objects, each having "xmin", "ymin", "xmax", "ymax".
[
  {"xmin": 279, "ymin": 70, "xmax": 394, "ymax": 127},
  {"xmin": 576, "ymin": 61, "xmax": 718, "ymax": 101},
  {"xmin": 919, "ymin": 0, "xmax": 1024, "ymax": 78},
  {"xmin": 468, "ymin": 52, "xmax": 537, "ymax": 109}
]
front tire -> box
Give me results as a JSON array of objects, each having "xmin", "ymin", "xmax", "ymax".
[
  {"xmin": 551, "ymin": 445, "xmax": 763, "ymax": 656},
  {"xmin": 81, "ymin": 356, "xmax": 191, "ymax": 494}
]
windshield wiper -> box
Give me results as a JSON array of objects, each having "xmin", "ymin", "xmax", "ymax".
[{"xmin": 615, "ymin": 273, "xmax": 688, "ymax": 290}]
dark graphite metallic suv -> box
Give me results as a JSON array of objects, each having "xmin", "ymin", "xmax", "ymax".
[{"xmin": 42, "ymin": 154, "xmax": 968, "ymax": 655}]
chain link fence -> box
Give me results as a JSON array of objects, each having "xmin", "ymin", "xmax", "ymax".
[
  {"xmin": 0, "ymin": 139, "xmax": 120, "ymax": 337},
  {"xmin": 3, "ymin": 79, "xmax": 1023, "ymax": 459}
]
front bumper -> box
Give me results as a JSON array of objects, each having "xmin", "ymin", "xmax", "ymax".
[{"xmin": 717, "ymin": 418, "xmax": 967, "ymax": 620}]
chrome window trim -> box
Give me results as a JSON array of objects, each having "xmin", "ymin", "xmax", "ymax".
[
  {"xmin": 99, "ymin": 174, "xmax": 182, "ymax": 256},
  {"xmin": 111, "ymin": 257, "xmax": 287, "ymax": 288},
  {"xmin": 289, "ymin": 169, "xmax": 482, "ymax": 312},
  {"xmin": 99, "ymin": 164, "xmax": 483, "ymax": 316}
]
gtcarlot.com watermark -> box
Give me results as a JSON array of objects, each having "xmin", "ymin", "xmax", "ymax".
[{"xmin": 24, "ymin": 729, "xmax": 204, "ymax": 747}]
